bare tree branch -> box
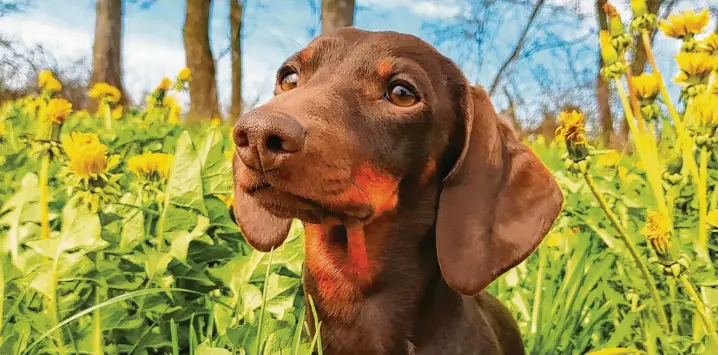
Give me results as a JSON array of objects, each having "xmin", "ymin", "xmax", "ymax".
[{"xmin": 488, "ymin": 0, "xmax": 546, "ymax": 95}]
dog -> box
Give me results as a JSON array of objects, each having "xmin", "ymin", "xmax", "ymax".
[{"xmin": 231, "ymin": 27, "xmax": 563, "ymax": 355}]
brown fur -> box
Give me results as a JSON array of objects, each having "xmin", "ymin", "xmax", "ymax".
[{"xmin": 231, "ymin": 27, "xmax": 563, "ymax": 355}]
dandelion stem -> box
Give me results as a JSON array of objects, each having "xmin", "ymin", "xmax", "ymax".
[
  {"xmin": 530, "ymin": 246, "xmax": 545, "ymax": 335},
  {"xmin": 156, "ymin": 188, "xmax": 170, "ymax": 249},
  {"xmin": 47, "ymin": 257, "xmax": 64, "ymax": 349},
  {"xmin": 679, "ymin": 274, "xmax": 718, "ymax": 348},
  {"xmin": 641, "ymin": 30, "xmax": 700, "ymax": 184},
  {"xmin": 103, "ymin": 102, "xmax": 112, "ymax": 130},
  {"xmin": 615, "ymin": 80, "xmax": 671, "ymax": 220},
  {"xmin": 92, "ymin": 287, "xmax": 103, "ymax": 355},
  {"xmin": 39, "ymin": 154, "xmax": 51, "ymax": 240},
  {"xmin": 669, "ymin": 279, "xmax": 678, "ymax": 332},
  {"xmin": 584, "ymin": 173, "xmax": 670, "ymax": 329},
  {"xmin": 698, "ymin": 147, "xmax": 711, "ymax": 262}
]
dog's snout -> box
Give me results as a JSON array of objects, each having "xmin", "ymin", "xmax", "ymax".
[{"xmin": 234, "ymin": 111, "xmax": 306, "ymax": 171}]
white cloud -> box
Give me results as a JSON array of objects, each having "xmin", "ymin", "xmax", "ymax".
[{"xmin": 358, "ymin": 0, "xmax": 464, "ymax": 19}]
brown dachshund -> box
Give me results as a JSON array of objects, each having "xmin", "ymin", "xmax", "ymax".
[{"xmin": 231, "ymin": 28, "xmax": 563, "ymax": 355}]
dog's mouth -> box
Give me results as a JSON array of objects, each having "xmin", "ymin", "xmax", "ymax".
[{"xmin": 246, "ymin": 183, "xmax": 372, "ymax": 224}]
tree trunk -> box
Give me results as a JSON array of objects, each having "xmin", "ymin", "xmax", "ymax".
[
  {"xmin": 596, "ymin": 0, "xmax": 614, "ymax": 146},
  {"xmin": 230, "ymin": 0, "xmax": 243, "ymax": 122},
  {"xmin": 184, "ymin": 0, "xmax": 220, "ymax": 121},
  {"xmin": 321, "ymin": 0, "xmax": 355, "ymax": 34},
  {"xmin": 90, "ymin": 0, "xmax": 127, "ymax": 112}
]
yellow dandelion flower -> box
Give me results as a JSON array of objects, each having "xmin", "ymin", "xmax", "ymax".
[
  {"xmin": 659, "ymin": 9, "xmax": 710, "ymax": 38},
  {"xmin": 555, "ymin": 110, "xmax": 587, "ymax": 145},
  {"xmin": 89, "ymin": 82, "xmax": 122, "ymax": 104},
  {"xmin": 38, "ymin": 70, "xmax": 54, "ymax": 86},
  {"xmin": 163, "ymin": 95, "xmax": 178, "ymax": 108},
  {"xmin": 211, "ymin": 117, "xmax": 221, "ymax": 127},
  {"xmin": 631, "ymin": 72, "xmax": 661, "ymax": 99},
  {"xmin": 62, "ymin": 132, "xmax": 119, "ymax": 179},
  {"xmin": 0, "ymin": 120, "xmax": 5, "ymax": 137},
  {"xmin": 641, "ymin": 210, "xmax": 672, "ymax": 255},
  {"xmin": 38, "ymin": 70, "xmax": 62, "ymax": 92},
  {"xmin": 163, "ymin": 95, "xmax": 181, "ymax": 124},
  {"xmin": 598, "ymin": 150, "xmax": 621, "ymax": 167},
  {"xmin": 127, "ymin": 152, "xmax": 174, "ymax": 180},
  {"xmin": 45, "ymin": 78, "xmax": 62, "ymax": 92},
  {"xmin": 674, "ymin": 52, "xmax": 715, "ymax": 84},
  {"xmin": 177, "ymin": 67, "xmax": 192, "ymax": 82},
  {"xmin": 44, "ymin": 98, "xmax": 73, "ymax": 124},
  {"xmin": 111, "ymin": 105, "xmax": 123, "ymax": 120},
  {"xmin": 692, "ymin": 93, "xmax": 718, "ymax": 128},
  {"xmin": 157, "ymin": 77, "xmax": 173, "ymax": 91},
  {"xmin": 697, "ymin": 33, "xmax": 718, "ymax": 60}
]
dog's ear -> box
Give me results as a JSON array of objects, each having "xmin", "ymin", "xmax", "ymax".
[
  {"xmin": 232, "ymin": 155, "xmax": 292, "ymax": 252},
  {"xmin": 436, "ymin": 85, "xmax": 563, "ymax": 296}
]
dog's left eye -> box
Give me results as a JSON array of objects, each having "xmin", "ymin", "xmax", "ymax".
[
  {"xmin": 385, "ymin": 83, "xmax": 418, "ymax": 107},
  {"xmin": 279, "ymin": 71, "xmax": 299, "ymax": 91}
]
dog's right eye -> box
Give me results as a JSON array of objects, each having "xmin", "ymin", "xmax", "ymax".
[
  {"xmin": 279, "ymin": 71, "xmax": 299, "ymax": 91},
  {"xmin": 385, "ymin": 83, "xmax": 419, "ymax": 107}
]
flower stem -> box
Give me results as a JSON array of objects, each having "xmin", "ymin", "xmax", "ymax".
[
  {"xmin": 615, "ymin": 80, "xmax": 671, "ymax": 220},
  {"xmin": 641, "ymin": 30, "xmax": 700, "ymax": 185},
  {"xmin": 669, "ymin": 279, "xmax": 678, "ymax": 332},
  {"xmin": 584, "ymin": 173, "xmax": 670, "ymax": 329},
  {"xmin": 679, "ymin": 274, "xmax": 718, "ymax": 348},
  {"xmin": 156, "ymin": 189, "xmax": 170, "ymax": 249},
  {"xmin": 39, "ymin": 154, "xmax": 51, "ymax": 240},
  {"xmin": 103, "ymin": 102, "xmax": 112, "ymax": 130},
  {"xmin": 530, "ymin": 246, "xmax": 546, "ymax": 335},
  {"xmin": 698, "ymin": 147, "xmax": 711, "ymax": 262},
  {"xmin": 92, "ymin": 287, "xmax": 103, "ymax": 355}
]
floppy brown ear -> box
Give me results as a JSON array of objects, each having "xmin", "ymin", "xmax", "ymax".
[
  {"xmin": 436, "ymin": 85, "xmax": 563, "ymax": 296},
  {"xmin": 232, "ymin": 155, "xmax": 292, "ymax": 252}
]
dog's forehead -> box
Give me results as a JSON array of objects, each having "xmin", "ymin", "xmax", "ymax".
[{"xmin": 298, "ymin": 28, "xmax": 447, "ymax": 72}]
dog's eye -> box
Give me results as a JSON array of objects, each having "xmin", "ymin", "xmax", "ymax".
[
  {"xmin": 386, "ymin": 84, "xmax": 418, "ymax": 107},
  {"xmin": 279, "ymin": 71, "xmax": 299, "ymax": 91}
]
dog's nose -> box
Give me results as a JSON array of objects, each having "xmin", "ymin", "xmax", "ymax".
[{"xmin": 233, "ymin": 111, "xmax": 306, "ymax": 171}]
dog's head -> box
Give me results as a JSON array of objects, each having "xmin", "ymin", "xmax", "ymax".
[{"xmin": 232, "ymin": 28, "xmax": 563, "ymax": 296}]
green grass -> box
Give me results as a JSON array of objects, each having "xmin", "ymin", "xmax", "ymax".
[{"xmin": 0, "ymin": 81, "xmax": 717, "ymax": 355}]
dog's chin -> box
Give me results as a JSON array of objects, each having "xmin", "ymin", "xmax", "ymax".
[{"xmin": 246, "ymin": 185, "xmax": 371, "ymax": 225}]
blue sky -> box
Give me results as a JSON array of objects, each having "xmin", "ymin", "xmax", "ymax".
[
  {"xmin": 0, "ymin": 0, "xmax": 715, "ymax": 124},
  {"xmin": 0, "ymin": 0, "xmax": 461, "ymax": 108}
]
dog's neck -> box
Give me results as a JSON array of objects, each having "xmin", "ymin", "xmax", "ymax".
[{"xmin": 300, "ymin": 184, "xmax": 466, "ymax": 354}]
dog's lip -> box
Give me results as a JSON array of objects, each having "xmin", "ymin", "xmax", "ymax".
[{"xmin": 246, "ymin": 184, "xmax": 371, "ymax": 222}]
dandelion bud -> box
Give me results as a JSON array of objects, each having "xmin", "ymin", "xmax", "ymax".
[
  {"xmin": 630, "ymin": 0, "xmax": 647, "ymax": 17},
  {"xmin": 599, "ymin": 31, "xmax": 618, "ymax": 64},
  {"xmin": 665, "ymin": 153, "xmax": 683, "ymax": 174},
  {"xmin": 35, "ymin": 98, "xmax": 72, "ymax": 142},
  {"xmin": 603, "ymin": 4, "xmax": 625, "ymax": 37},
  {"xmin": 641, "ymin": 211, "xmax": 672, "ymax": 257}
]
